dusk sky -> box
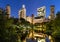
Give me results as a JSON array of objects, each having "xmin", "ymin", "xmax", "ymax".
[{"xmin": 0, "ymin": 0, "xmax": 60, "ymax": 18}]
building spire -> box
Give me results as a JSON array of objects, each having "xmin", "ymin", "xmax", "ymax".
[{"xmin": 22, "ymin": 4, "xmax": 25, "ymax": 8}]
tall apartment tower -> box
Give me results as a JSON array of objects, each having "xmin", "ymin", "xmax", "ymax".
[
  {"xmin": 6, "ymin": 4, "xmax": 11, "ymax": 19},
  {"xmin": 49, "ymin": 5, "xmax": 55, "ymax": 20},
  {"xmin": 19, "ymin": 5, "xmax": 26, "ymax": 20}
]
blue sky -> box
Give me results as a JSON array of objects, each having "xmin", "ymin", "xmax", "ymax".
[{"xmin": 0, "ymin": 0, "xmax": 60, "ymax": 18}]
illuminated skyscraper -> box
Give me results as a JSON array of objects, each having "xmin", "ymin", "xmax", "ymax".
[
  {"xmin": 6, "ymin": 4, "xmax": 11, "ymax": 18},
  {"xmin": 37, "ymin": 6, "xmax": 46, "ymax": 23},
  {"xmin": 18, "ymin": 4, "xmax": 26, "ymax": 20},
  {"xmin": 37, "ymin": 6, "xmax": 46, "ymax": 18}
]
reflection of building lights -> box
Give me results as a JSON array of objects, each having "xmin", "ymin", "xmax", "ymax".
[
  {"xmin": 49, "ymin": 35, "xmax": 52, "ymax": 40},
  {"xmin": 40, "ymin": 28, "xmax": 42, "ymax": 31},
  {"xmin": 38, "ymin": 39, "xmax": 45, "ymax": 42}
]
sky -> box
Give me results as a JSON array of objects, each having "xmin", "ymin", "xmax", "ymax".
[{"xmin": 0, "ymin": 0, "xmax": 60, "ymax": 18}]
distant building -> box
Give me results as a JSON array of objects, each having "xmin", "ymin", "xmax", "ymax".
[
  {"xmin": 33, "ymin": 6, "xmax": 46, "ymax": 24},
  {"xmin": 26, "ymin": 15, "xmax": 49, "ymax": 24},
  {"xmin": 19, "ymin": 5, "xmax": 26, "ymax": 20},
  {"xmin": 6, "ymin": 4, "xmax": 11, "ymax": 19},
  {"xmin": 37, "ymin": 6, "xmax": 46, "ymax": 18},
  {"xmin": 26, "ymin": 14, "xmax": 34, "ymax": 24},
  {"xmin": 34, "ymin": 17, "xmax": 44, "ymax": 24},
  {"xmin": 49, "ymin": 5, "xmax": 55, "ymax": 20},
  {"xmin": 26, "ymin": 16, "xmax": 32, "ymax": 23},
  {"xmin": 18, "ymin": 5, "xmax": 55, "ymax": 24}
]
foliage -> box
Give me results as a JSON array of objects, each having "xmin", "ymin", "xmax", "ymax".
[
  {"xmin": 45, "ymin": 21, "xmax": 53, "ymax": 35},
  {"xmin": 0, "ymin": 9, "xmax": 18, "ymax": 42},
  {"xmin": 52, "ymin": 12, "xmax": 60, "ymax": 37},
  {"xmin": 45, "ymin": 11, "xmax": 60, "ymax": 38}
]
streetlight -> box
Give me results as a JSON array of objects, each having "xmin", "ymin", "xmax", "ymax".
[
  {"xmin": 42, "ymin": 22, "xmax": 44, "ymax": 33},
  {"xmin": 31, "ymin": 14, "xmax": 34, "ymax": 39}
]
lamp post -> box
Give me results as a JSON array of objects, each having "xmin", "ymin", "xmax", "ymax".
[
  {"xmin": 42, "ymin": 22, "xmax": 44, "ymax": 33},
  {"xmin": 31, "ymin": 14, "xmax": 34, "ymax": 39}
]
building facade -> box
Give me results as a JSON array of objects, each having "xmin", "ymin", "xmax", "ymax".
[{"xmin": 26, "ymin": 16, "xmax": 32, "ymax": 23}]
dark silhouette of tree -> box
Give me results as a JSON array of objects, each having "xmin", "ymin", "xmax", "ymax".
[{"xmin": 52, "ymin": 12, "xmax": 60, "ymax": 37}]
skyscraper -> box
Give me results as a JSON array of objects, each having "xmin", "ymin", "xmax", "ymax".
[
  {"xmin": 37, "ymin": 6, "xmax": 46, "ymax": 23},
  {"xmin": 49, "ymin": 5, "xmax": 55, "ymax": 20},
  {"xmin": 6, "ymin": 4, "xmax": 11, "ymax": 19},
  {"xmin": 18, "ymin": 4, "xmax": 26, "ymax": 20},
  {"xmin": 37, "ymin": 6, "xmax": 46, "ymax": 18}
]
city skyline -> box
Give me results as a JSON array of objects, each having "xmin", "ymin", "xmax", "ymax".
[{"xmin": 0, "ymin": 0, "xmax": 60, "ymax": 18}]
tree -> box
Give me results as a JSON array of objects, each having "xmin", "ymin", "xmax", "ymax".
[
  {"xmin": 52, "ymin": 12, "xmax": 60, "ymax": 37},
  {"xmin": 45, "ymin": 21, "xmax": 53, "ymax": 35},
  {"xmin": 0, "ymin": 8, "xmax": 18, "ymax": 42},
  {"xmin": 19, "ymin": 18, "xmax": 31, "ymax": 40}
]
